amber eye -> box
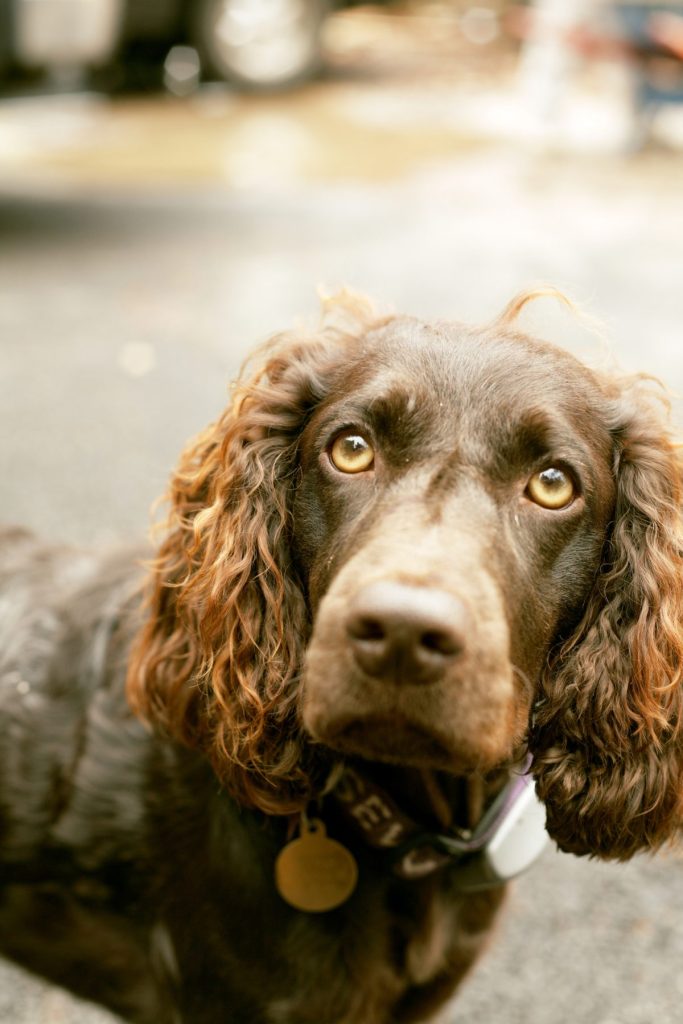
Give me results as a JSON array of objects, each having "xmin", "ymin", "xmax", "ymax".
[
  {"xmin": 526, "ymin": 467, "xmax": 576, "ymax": 509},
  {"xmin": 329, "ymin": 433, "xmax": 375, "ymax": 474}
]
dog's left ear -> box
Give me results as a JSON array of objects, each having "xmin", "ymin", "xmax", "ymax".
[{"xmin": 531, "ymin": 386, "xmax": 683, "ymax": 859}]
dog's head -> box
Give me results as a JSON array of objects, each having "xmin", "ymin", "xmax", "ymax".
[{"xmin": 127, "ymin": 292, "xmax": 683, "ymax": 859}]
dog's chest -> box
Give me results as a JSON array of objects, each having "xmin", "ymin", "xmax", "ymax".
[
  {"xmin": 402, "ymin": 890, "xmax": 456, "ymax": 984},
  {"xmin": 265, "ymin": 882, "xmax": 468, "ymax": 1024}
]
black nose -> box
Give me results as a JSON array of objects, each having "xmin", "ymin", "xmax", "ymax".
[{"xmin": 345, "ymin": 582, "xmax": 469, "ymax": 684}]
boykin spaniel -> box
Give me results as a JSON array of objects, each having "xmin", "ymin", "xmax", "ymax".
[{"xmin": 1, "ymin": 291, "xmax": 682, "ymax": 1024}]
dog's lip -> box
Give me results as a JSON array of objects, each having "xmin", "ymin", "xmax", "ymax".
[{"xmin": 311, "ymin": 714, "xmax": 455, "ymax": 769}]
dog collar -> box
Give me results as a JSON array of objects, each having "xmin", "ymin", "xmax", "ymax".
[{"xmin": 331, "ymin": 757, "xmax": 548, "ymax": 890}]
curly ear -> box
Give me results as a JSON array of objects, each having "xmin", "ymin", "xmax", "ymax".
[
  {"xmin": 531, "ymin": 385, "xmax": 683, "ymax": 859},
  {"xmin": 126, "ymin": 296, "xmax": 381, "ymax": 814}
]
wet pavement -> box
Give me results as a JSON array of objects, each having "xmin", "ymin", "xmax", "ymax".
[{"xmin": 2, "ymin": 6, "xmax": 683, "ymax": 1022}]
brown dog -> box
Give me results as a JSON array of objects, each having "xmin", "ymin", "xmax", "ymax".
[{"xmin": 1, "ymin": 292, "xmax": 682, "ymax": 1023}]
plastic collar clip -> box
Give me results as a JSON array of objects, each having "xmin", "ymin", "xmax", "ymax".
[{"xmin": 333, "ymin": 758, "xmax": 548, "ymax": 891}]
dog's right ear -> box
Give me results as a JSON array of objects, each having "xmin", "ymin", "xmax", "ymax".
[
  {"xmin": 126, "ymin": 294, "xmax": 382, "ymax": 814},
  {"xmin": 531, "ymin": 385, "xmax": 683, "ymax": 859}
]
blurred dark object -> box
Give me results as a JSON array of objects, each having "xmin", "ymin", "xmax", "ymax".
[
  {"xmin": 189, "ymin": 0, "xmax": 331, "ymax": 89},
  {"xmin": 0, "ymin": 0, "xmax": 392, "ymax": 93}
]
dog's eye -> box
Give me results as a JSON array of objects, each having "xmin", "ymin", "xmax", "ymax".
[
  {"xmin": 526, "ymin": 467, "xmax": 575, "ymax": 509},
  {"xmin": 329, "ymin": 434, "xmax": 375, "ymax": 474}
]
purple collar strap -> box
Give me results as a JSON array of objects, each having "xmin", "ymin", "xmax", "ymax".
[{"xmin": 331, "ymin": 755, "xmax": 548, "ymax": 890}]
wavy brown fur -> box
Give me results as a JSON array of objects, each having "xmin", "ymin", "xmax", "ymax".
[
  {"xmin": 531, "ymin": 381, "xmax": 683, "ymax": 857},
  {"xmin": 128, "ymin": 290, "xmax": 683, "ymax": 851},
  {"xmin": 5, "ymin": 291, "xmax": 683, "ymax": 1024},
  {"xmin": 127, "ymin": 295, "xmax": 388, "ymax": 813}
]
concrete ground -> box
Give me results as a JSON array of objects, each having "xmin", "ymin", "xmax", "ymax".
[{"xmin": 2, "ymin": 7, "xmax": 683, "ymax": 1022}]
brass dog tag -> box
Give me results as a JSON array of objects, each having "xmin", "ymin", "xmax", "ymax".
[{"xmin": 275, "ymin": 818, "xmax": 358, "ymax": 913}]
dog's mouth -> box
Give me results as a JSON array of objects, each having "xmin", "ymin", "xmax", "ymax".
[{"xmin": 313, "ymin": 714, "xmax": 457, "ymax": 770}]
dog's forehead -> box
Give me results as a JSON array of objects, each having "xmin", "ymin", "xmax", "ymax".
[{"xmin": 344, "ymin": 318, "xmax": 609, "ymax": 429}]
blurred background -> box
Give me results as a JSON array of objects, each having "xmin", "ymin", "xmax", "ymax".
[{"xmin": 2, "ymin": 1, "xmax": 683, "ymax": 1021}]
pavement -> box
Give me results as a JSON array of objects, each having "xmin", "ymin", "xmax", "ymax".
[{"xmin": 2, "ymin": 7, "xmax": 683, "ymax": 1022}]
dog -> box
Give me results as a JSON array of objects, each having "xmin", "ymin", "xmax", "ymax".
[{"xmin": 1, "ymin": 291, "xmax": 682, "ymax": 1023}]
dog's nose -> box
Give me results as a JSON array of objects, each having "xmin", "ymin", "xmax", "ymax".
[{"xmin": 345, "ymin": 582, "xmax": 469, "ymax": 684}]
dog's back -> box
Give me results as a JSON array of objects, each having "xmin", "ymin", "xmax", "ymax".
[{"xmin": 0, "ymin": 530, "xmax": 168, "ymax": 1020}]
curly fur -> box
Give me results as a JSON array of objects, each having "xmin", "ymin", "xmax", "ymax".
[
  {"xmin": 127, "ymin": 296, "xmax": 387, "ymax": 813},
  {"xmin": 532, "ymin": 382, "xmax": 683, "ymax": 856},
  {"xmin": 128, "ymin": 293, "xmax": 683, "ymax": 857},
  {"xmin": 2, "ymin": 290, "xmax": 683, "ymax": 1024}
]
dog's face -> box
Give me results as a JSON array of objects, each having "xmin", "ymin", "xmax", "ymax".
[
  {"xmin": 295, "ymin": 318, "xmax": 616, "ymax": 774},
  {"xmin": 130, "ymin": 293, "xmax": 683, "ymax": 849}
]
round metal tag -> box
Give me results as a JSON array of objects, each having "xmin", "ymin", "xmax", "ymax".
[{"xmin": 275, "ymin": 818, "xmax": 358, "ymax": 913}]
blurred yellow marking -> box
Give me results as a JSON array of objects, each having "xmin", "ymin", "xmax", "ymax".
[{"xmin": 0, "ymin": 84, "xmax": 478, "ymax": 192}]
